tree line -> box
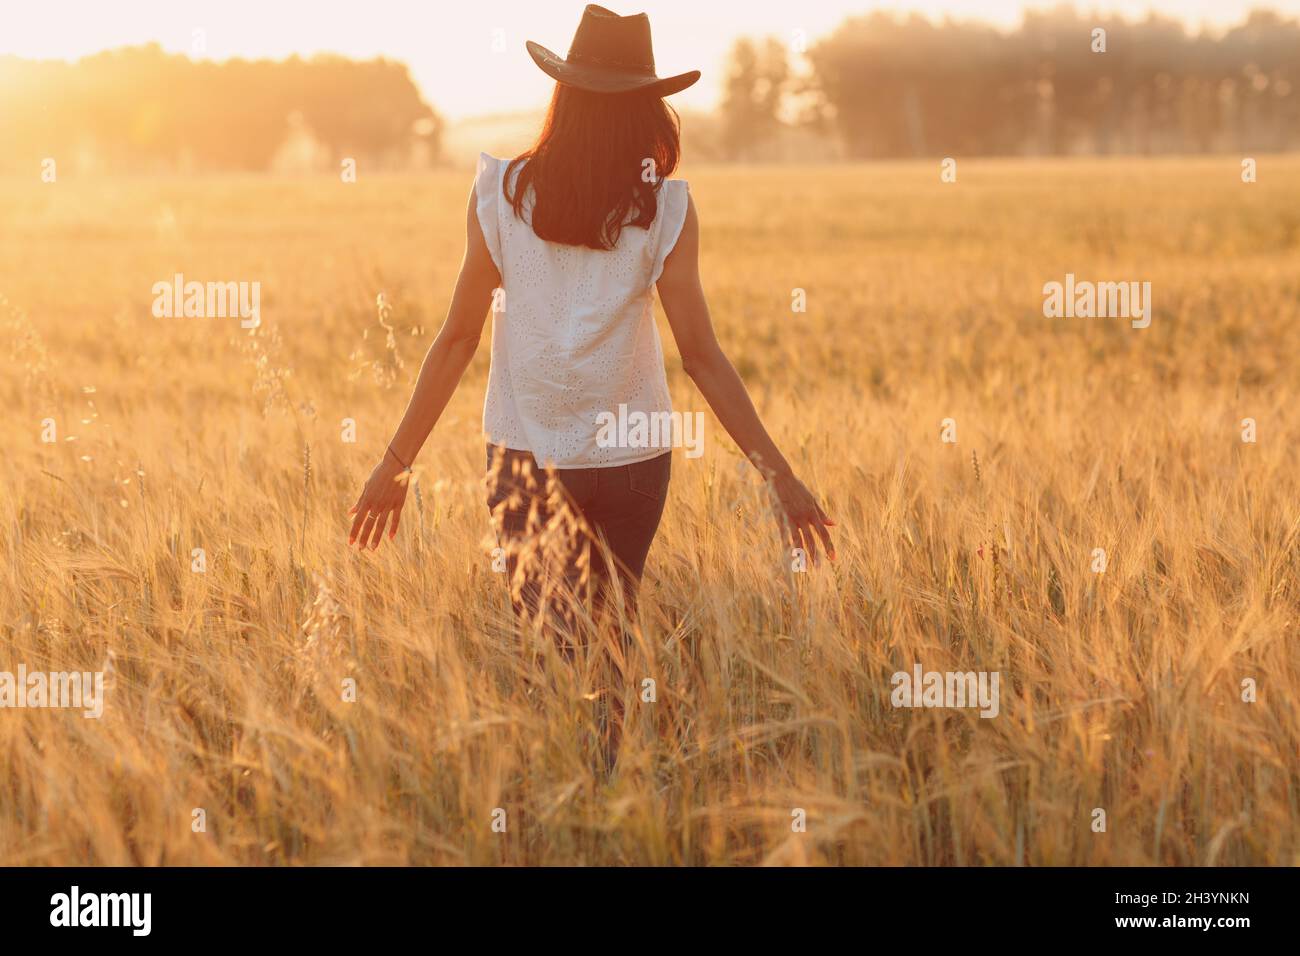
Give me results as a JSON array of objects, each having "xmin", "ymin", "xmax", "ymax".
[
  {"xmin": 721, "ymin": 7, "xmax": 1300, "ymax": 160},
  {"xmin": 3, "ymin": 7, "xmax": 1296, "ymax": 172},
  {"xmin": 0, "ymin": 44, "xmax": 440, "ymax": 173}
]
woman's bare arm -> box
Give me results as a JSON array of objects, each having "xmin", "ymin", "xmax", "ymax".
[
  {"xmin": 348, "ymin": 186, "xmax": 500, "ymax": 550},
  {"xmin": 656, "ymin": 193, "xmax": 835, "ymax": 563}
]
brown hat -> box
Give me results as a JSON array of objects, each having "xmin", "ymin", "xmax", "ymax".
[{"xmin": 526, "ymin": 5, "xmax": 701, "ymax": 97}]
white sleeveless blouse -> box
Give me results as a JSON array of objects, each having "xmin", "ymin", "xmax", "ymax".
[{"xmin": 473, "ymin": 152, "xmax": 688, "ymax": 468}]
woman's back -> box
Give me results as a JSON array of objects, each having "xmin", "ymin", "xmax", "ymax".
[
  {"xmin": 350, "ymin": 5, "xmax": 832, "ymax": 699},
  {"xmin": 475, "ymin": 151, "xmax": 689, "ymax": 467}
]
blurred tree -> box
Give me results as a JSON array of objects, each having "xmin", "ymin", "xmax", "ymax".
[{"xmin": 720, "ymin": 37, "xmax": 790, "ymax": 160}]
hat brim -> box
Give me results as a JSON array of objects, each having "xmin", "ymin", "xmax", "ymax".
[{"xmin": 526, "ymin": 41, "xmax": 700, "ymax": 97}]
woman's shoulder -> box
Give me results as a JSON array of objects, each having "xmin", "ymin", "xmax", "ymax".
[
  {"xmin": 657, "ymin": 177, "xmax": 691, "ymax": 219},
  {"xmin": 658, "ymin": 176, "xmax": 690, "ymax": 210},
  {"xmin": 478, "ymin": 152, "xmax": 531, "ymax": 190},
  {"xmin": 474, "ymin": 153, "xmax": 516, "ymax": 201}
]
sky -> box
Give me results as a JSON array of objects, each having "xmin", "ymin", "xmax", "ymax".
[{"xmin": 3, "ymin": 1, "xmax": 1297, "ymax": 119}]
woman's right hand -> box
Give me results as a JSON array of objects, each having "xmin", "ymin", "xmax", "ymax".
[{"xmin": 769, "ymin": 470, "xmax": 836, "ymax": 564}]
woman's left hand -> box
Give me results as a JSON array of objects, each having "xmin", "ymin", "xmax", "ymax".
[
  {"xmin": 769, "ymin": 469, "xmax": 836, "ymax": 565},
  {"xmin": 348, "ymin": 454, "xmax": 411, "ymax": 550}
]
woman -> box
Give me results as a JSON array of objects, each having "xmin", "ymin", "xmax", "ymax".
[{"xmin": 349, "ymin": 5, "xmax": 834, "ymax": 627}]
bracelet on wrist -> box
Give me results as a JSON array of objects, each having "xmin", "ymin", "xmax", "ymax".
[{"xmin": 386, "ymin": 444, "xmax": 412, "ymax": 471}]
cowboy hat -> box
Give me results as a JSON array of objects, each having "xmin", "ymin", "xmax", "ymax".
[{"xmin": 526, "ymin": 5, "xmax": 701, "ymax": 97}]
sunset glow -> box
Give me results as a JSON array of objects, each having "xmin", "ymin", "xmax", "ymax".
[{"xmin": 4, "ymin": 0, "xmax": 1299, "ymax": 118}]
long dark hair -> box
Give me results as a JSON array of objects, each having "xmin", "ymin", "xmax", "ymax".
[{"xmin": 505, "ymin": 84, "xmax": 681, "ymax": 251}]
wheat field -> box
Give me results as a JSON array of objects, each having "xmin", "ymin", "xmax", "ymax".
[{"xmin": 1, "ymin": 156, "xmax": 1297, "ymax": 865}]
